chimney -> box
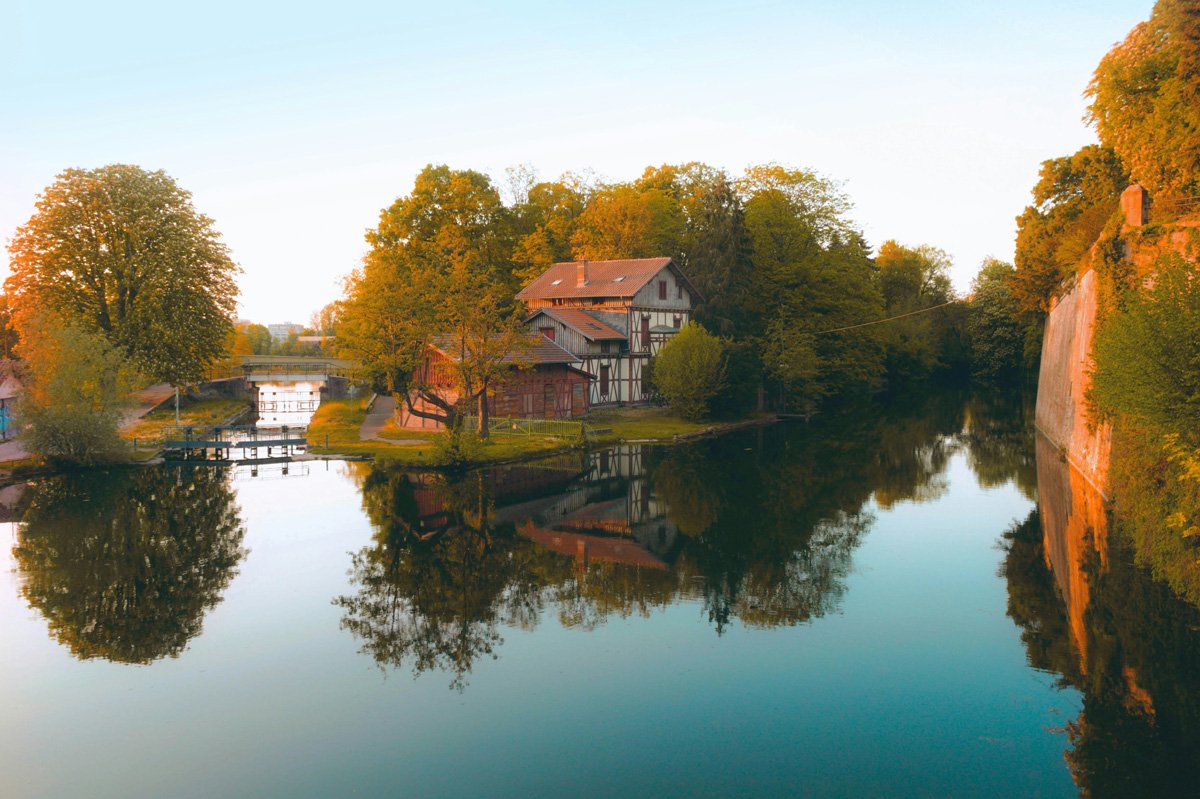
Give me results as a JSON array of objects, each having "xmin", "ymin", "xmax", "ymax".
[{"xmin": 576, "ymin": 259, "xmax": 588, "ymax": 287}]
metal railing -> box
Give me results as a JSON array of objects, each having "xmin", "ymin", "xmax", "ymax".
[{"xmin": 462, "ymin": 415, "xmax": 598, "ymax": 439}]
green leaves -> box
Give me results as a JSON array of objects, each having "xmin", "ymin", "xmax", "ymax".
[
  {"xmin": 651, "ymin": 323, "xmax": 727, "ymax": 421},
  {"xmin": 5, "ymin": 164, "xmax": 239, "ymax": 385}
]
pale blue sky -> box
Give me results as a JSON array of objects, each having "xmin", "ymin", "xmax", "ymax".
[{"xmin": 2, "ymin": 1, "xmax": 1148, "ymax": 322}]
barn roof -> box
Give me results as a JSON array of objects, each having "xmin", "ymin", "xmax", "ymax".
[
  {"xmin": 516, "ymin": 257, "xmax": 701, "ymax": 302},
  {"xmin": 528, "ymin": 308, "xmax": 627, "ymax": 340},
  {"xmin": 429, "ymin": 334, "xmax": 580, "ymax": 366}
]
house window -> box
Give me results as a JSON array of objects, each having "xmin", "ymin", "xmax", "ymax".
[
  {"xmin": 658, "ymin": 281, "xmax": 667, "ymax": 300},
  {"xmin": 640, "ymin": 315, "xmax": 651, "ymax": 349},
  {"xmin": 571, "ymin": 383, "xmax": 584, "ymax": 415},
  {"xmin": 601, "ymin": 340, "xmax": 610, "ymax": 354},
  {"xmin": 677, "ymin": 285, "xmax": 683, "ymax": 300},
  {"xmin": 600, "ymin": 365, "xmax": 610, "ymax": 396},
  {"xmin": 673, "ymin": 315, "xmax": 681, "ymax": 328},
  {"xmin": 539, "ymin": 326, "xmax": 555, "ymax": 341}
]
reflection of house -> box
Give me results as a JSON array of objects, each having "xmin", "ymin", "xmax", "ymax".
[
  {"xmin": 398, "ymin": 335, "xmax": 593, "ymax": 430},
  {"xmin": 518, "ymin": 258, "xmax": 700, "ymax": 406},
  {"xmin": 396, "ymin": 445, "xmax": 681, "ymax": 568}
]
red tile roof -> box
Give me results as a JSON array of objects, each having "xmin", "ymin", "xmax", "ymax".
[
  {"xmin": 430, "ymin": 334, "xmax": 580, "ymax": 365},
  {"xmin": 529, "ymin": 308, "xmax": 626, "ymax": 340},
  {"xmin": 517, "ymin": 257, "xmax": 700, "ymax": 301}
]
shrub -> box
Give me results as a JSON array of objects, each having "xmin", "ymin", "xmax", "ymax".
[{"xmin": 651, "ymin": 323, "xmax": 726, "ymax": 421}]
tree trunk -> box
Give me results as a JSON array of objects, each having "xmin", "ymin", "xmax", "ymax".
[{"xmin": 477, "ymin": 382, "xmax": 490, "ymax": 439}]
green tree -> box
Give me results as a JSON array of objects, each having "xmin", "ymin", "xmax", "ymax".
[
  {"xmin": 874, "ymin": 240, "xmax": 956, "ymax": 383},
  {"xmin": 1011, "ymin": 146, "xmax": 1128, "ymax": 312},
  {"xmin": 570, "ymin": 183, "xmax": 684, "ymax": 261},
  {"xmin": 1091, "ymin": 252, "xmax": 1200, "ymax": 439},
  {"xmin": 14, "ymin": 309, "xmax": 139, "ymax": 464},
  {"xmin": 639, "ymin": 163, "xmax": 754, "ymax": 336},
  {"xmin": 510, "ymin": 173, "xmax": 589, "ymax": 285},
  {"xmin": 5, "ymin": 165, "xmax": 239, "ymax": 385},
  {"xmin": 651, "ymin": 322, "xmax": 727, "ymax": 420},
  {"xmin": 1087, "ymin": 0, "xmax": 1200, "ymax": 200},
  {"xmin": 968, "ymin": 258, "xmax": 1025, "ymax": 383},
  {"xmin": 339, "ymin": 166, "xmax": 530, "ymax": 436}
]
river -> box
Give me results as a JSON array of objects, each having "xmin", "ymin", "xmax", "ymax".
[{"xmin": 1, "ymin": 390, "xmax": 1196, "ymax": 797}]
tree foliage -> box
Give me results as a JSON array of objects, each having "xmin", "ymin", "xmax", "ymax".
[
  {"xmin": 5, "ymin": 165, "xmax": 239, "ymax": 385},
  {"xmin": 338, "ymin": 165, "xmax": 530, "ymax": 435},
  {"xmin": 1091, "ymin": 252, "xmax": 1200, "ymax": 440},
  {"xmin": 874, "ymin": 240, "xmax": 958, "ymax": 383},
  {"xmin": 651, "ymin": 322, "xmax": 726, "ymax": 420},
  {"xmin": 968, "ymin": 259, "xmax": 1025, "ymax": 383},
  {"xmin": 1087, "ymin": 0, "xmax": 1200, "ymax": 200},
  {"xmin": 15, "ymin": 309, "xmax": 139, "ymax": 464},
  {"xmin": 1011, "ymin": 146, "xmax": 1128, "ymax": 315}
]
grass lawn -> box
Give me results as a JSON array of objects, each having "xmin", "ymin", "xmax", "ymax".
[
  {"xmin": 307, "ymin": 398, "xmax": 575, "ymax": 466},
  {"xmin": 587, "ymin": 406, "xmax": 738, "ymax": 442},
  {"xmin": 121, "ymin": 397, "xmax": 251, "ymax": 445},
  {"xmin": 309, "ymin": 398, "xmax": 771, "ymax": 467}
]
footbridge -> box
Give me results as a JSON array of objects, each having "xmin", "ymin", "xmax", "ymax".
[{"xmin": 207, "ymin": 356, "xmax": 360, "ymax": 383}]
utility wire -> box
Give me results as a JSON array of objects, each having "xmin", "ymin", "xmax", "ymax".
[{"xmin": 813, "ymin": 298, "xmax": 964, "ymax": 335}]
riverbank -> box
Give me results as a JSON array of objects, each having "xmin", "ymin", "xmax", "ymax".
[{"xmin": 305, "ymin": 397, "xmax": 777, "ymax": 468}]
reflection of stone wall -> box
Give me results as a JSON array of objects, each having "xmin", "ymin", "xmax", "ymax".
[
  {"xmin": 1035, "ymin": 269, "xmax": 1111, "ymax": 496},
  {"xmin": 1036, "ymin": 431, "xmax": 1108, "ymax": 673}
]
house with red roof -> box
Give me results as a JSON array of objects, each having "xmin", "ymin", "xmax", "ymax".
[{"xmin": 518, "ymin": 257, "xmax": 700, "ymax": 405}]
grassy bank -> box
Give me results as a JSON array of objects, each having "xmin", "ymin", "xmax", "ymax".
[
  {"xmin": 307, "ymin": 397, "xmax": 774, "ymax": 468},
  {"xmin": 122, "ymin": 397, "xmax": 250, "ymax": 441}
]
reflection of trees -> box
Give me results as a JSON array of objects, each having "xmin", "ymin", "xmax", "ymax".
[
  {"xmin": 341, "ymin": 387, "xmax": 1033, "ymax": 686},
  {"xmin": 335, "ymin": 469, "xmax": 530, "ymax": 691},
  {"xmin": 1002, "ymin": 508, "xmax": 1200, "ymax": 796},
  {"xmin": 13, "ymin": 467, "xmax": 246, "ymax": 664},
  {"xmin": 961, "ymin": 391, "xmax": 1037, "ymax": 500}
]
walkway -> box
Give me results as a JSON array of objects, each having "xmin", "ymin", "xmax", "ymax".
[
  {"xmin": 358, "ymin": 395, "xmax": 427, "ymax": 445},
  {"xmin": 119, "ymin": 383, "xmax": 176, "ymax": 429}
]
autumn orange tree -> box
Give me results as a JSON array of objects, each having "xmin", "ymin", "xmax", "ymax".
[{"xmin": 338, "ymin": 166, "xmax": 529, "ymax": 437}]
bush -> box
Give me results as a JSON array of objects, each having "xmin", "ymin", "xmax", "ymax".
[
  {"xmin": 15, "ymin": 310, "xmax": 138, "ymax": 465},
  {"xmin": 432, "ymin": 426, "xmax": 483, "ymax": 468},
  {"xmin": 1091, "ymin": 253, "xmax": 1200, "ymax": 440},
  {"xmin": 651, "ymin": 323, "xmax": 726, "ymax": 421}
]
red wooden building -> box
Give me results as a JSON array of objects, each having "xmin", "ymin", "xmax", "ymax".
[{"xmin": 397, "ymin": 335, "xmax": 592, "ymax": 430}]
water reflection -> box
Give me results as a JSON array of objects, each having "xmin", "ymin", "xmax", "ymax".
[
  {"xmin": 1003, "ymin": 432, "xmax": 1200, "ymax": 796},
  {"xmin": 11, "ymin": 467, "xmax": 246, "ymax": 664},
  {"xmin": 336, "ymin": 390, "xmax": 1034, "ymax": 688}
]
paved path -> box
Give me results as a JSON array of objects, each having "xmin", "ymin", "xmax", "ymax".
[
  {"xmin": 358, "ymin": 395, "xmax": 427, "ymax": 445},
  {"xmin": 119, "ymin": 383, "xmax": 176, "ymax": 429}
]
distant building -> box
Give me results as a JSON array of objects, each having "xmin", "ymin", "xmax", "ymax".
[
  {"xmin": 268, "ymin": 323, "xmax": 304, "ymax": 341},
  {"xmin": 518, "ymin": 257, "xmax": 700, "ymax": 406}
]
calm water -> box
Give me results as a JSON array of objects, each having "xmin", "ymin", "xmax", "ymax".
[{"xmin": 1, "ymin": 392, "xmax": 1196, "ymax": 797}]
